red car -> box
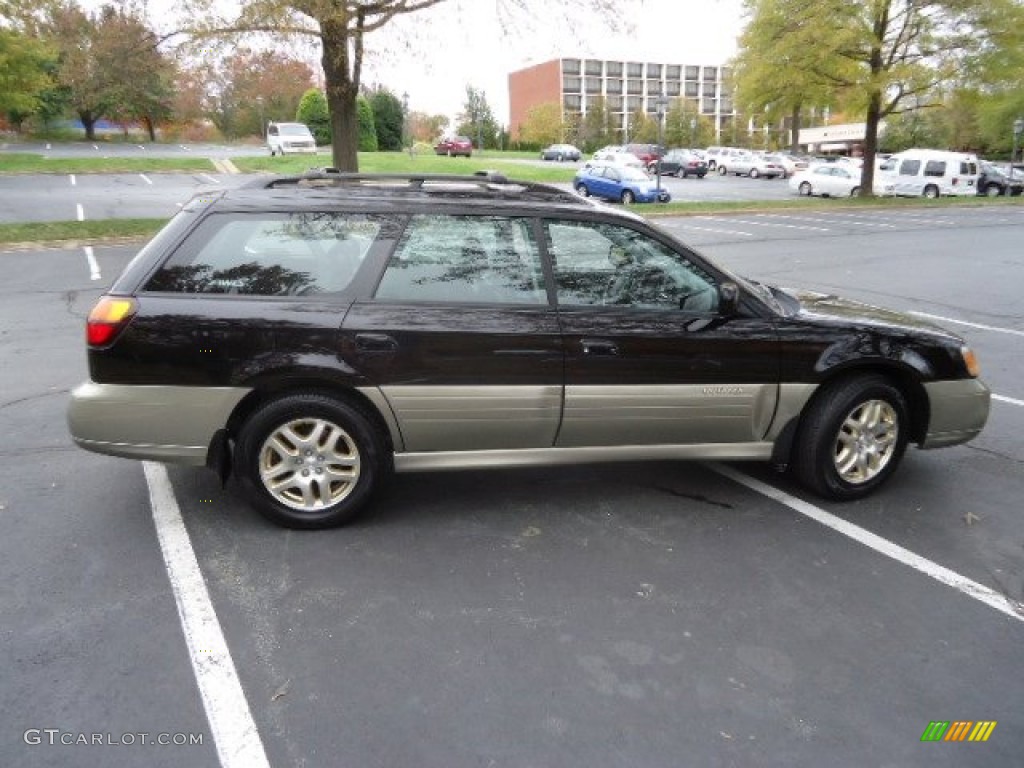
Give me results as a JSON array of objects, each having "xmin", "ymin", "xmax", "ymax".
[{"xmin": 435, "ymin": 136, "xmax": 473, "ymax": 157}]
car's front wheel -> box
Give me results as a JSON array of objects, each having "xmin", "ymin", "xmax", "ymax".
[
  {"xmin": 985, "ymin": 183, "xmax": 1002, "ymax": 197},
  {"xmin": 718, "ymin": 165, "xmax": 728, "ymax": 176},
  {"xmin": 575, "ymin": 182, "xmax": 590, "ymax": 197},
  {"xmin": 749, "ymin": 168, "xmax": 760, "ymax": 179},
  {"xmin": 234, "ymin": 394, "xmax": 386, "ymax": 528},
  {"xmin": 793, "ymin": 374, "xmax": 909, "ymax": 500},
  {"xmin": 799, "ymin": 181, "xmax": 812, "ymax": 196},
  {"xmin": 923, "ymin": 184, "xmax": 940, "ymax": 199},
  {"xmin": 621, "ymin": 189, "xmax": 635, "ymax": 204}
]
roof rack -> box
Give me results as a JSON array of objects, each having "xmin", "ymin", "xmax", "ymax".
[{"xmin": 245, "ymin": 169, "xmax": 582, "ymax": 204}]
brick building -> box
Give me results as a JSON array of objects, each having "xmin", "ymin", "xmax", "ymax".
[{"xmin": 508, "ymin": 57, "xmax": 736, "ymax": 143}]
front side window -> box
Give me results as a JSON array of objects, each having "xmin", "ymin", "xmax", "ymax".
[
  {"xmin": 146, "ymin": 212, "xmax": 385, "ymax": 296},
  {"xmin": 544, "ymin": 220, "xmax": 719, "ymax": 313},
  {"xmin": 924, "ymin": 160, "xmax": 946, "ymax": 177},
  {"xmin": 899, "ymin": 159, "xmax": 922, "ymax": 176},
  {"xmin": 375, "ymin": 215, "xmax": 546, "ymax": 304}
]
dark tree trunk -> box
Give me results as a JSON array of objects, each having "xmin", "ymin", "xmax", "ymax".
[
  {"xmin": 790, "ymin": 104, "xmax": 801, "ymax": 154},
  {"xmin": 320, "ymin": 14, "xmax": 363, "ymax": 171},
  {"xmin": 143, "ymin": 115, "xmax": 156, "ymax": 141},
  {"xmin": 80, "ymin": 110, "xmax": 97, "ymax": 141},
  {"xmin": 860, "ymin": 92, "xmax": 882, "ymax": 197}
]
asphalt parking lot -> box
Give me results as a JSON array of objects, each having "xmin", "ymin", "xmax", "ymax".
[{"xmin": 2, "ymin": 206, "xmax": 1022, "ymax": 767}]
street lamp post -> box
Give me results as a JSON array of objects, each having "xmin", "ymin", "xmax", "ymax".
[
  {"xmin": 655, "ymin": 96, "xmax": 668, "ymax": 202},
  {"xmin": 689, "ymin": 117, "xmax": 697, "ymax": 148},
  {"xmin": 1013, "ymin": 117, "xmax": 1023, "ymax": 165}
]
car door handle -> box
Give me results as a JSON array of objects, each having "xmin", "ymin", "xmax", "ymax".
[
  {"xmin": 354, "ymin": 333, "xmax": 398, "ymax": 352},
  {"xmin": 581, "ymin": 338, "xmax": 619, "ymax": 356}
]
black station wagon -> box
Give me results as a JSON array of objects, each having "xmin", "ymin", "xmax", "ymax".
[{"xmin": 68, "ymin": 172, "xmax": 990, "ymax": 528}]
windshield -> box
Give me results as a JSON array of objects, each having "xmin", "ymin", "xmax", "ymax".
[{"xmin": 277, "ymin": 124, "xmax": 311, "ymax": 136}]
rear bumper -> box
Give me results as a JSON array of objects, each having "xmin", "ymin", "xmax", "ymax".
[
  {"xmin": 920, "ymin": 379, "xmax": 990, "ymax": 449},
  {"xmin": 67, "ymin": 382, "xmax": 251, "ymax": 465}
]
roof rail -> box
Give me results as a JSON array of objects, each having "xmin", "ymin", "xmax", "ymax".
[{"xmin": 245, "ymin": 169, "xmax": 582, "ymax": 204}]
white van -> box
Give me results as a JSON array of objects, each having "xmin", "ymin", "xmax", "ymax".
[
  {"xmin": 266, "ymin": 122, "xmax": 318, "ymax": 156},
  {"xmin": 875, "ymin": 149, "xmax": 979, "ymax": 198}
]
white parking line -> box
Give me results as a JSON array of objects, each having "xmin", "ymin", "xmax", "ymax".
[
  {"xmin": 908, "ymin": 311, "xmax": 1024, "ymax": 338},
  {"xmin": 76, "ymin": 203, "xmax": 84, "ymax": 222},
  {"xmin": 140, "ymin": 173, "xmax": 153, "ymax": 185},
  {"xmin": 710, "ymin": 463, "xmax": 1024, "ymax": 623},
  {"xmin": 670, "ymin": 223, "xmax": 755, "ymax": 237},
  {"xmin": 776, "ymin": 212, "xmax": 895, "ymax": 228},
  {"xmin": 142, "ymin": 462, "xmax": 270, "ymax": 768},
  {"xmin": 993, "ymin": 394, "xmax": 1024, "ymax": 408},
  {"xmin": 83, "ymin": 246, "xmax": 101, "ymax": 281},
  {"xmin": 200, "ymin": 173, "xmax": 221, "ymax": 185},
  {"xmin": 69, "ymin": 174, "xmax": 76, "ymax": 186},
  {"xmin": 699, "ymin": 215, "xmax": 831, "ymax": 232}
]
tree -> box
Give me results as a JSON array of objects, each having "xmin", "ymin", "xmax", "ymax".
[
  {"xmin": 735, "ymin": 0, "xmax": 1024, "ymax": 195},
  {"xmin": 519, "ymin": 102, "xmax": 562, "ymax": 147},
  {"xmin": 627, "ymin": 108, "xmax": 655, "ymax": 143},
  {"xmin": 580, "ymin": 95, "xmax": 611, "ymax": 152},
  {"xmin": 297, "ymin": 88, "xmax": 331, "ymax": 144},
  {"xmin": 368, "ymin": 87, "xmax": 403, "ymax": 151},
  {"xmin": 407, "ymin": 111, "xmax": 449, "ymax": 143},
  {"xmin": 664, "ymin": 98, "xmax": 712, "ymax": 148},
  {"xmin": 174, "ymin": 1, "xmax": 622, "ymax": 168},
  {"xmin": 455, "ymin": 86, "xmax": 499, "ymax": 149},
  {"xmin": 356, "ymin": 95, "xmax": 377, "ymax": 151},
  {"xmin": 0, "ymin": 29, "xmax": 55, "ymax": 126}
]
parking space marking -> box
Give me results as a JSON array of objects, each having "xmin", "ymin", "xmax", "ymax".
[
  {"xmin": 69, "ymin": 174, "xmax": 76, "ymax": 187},
  {"xmin": 140, "ymin": 173, "xmax": 153, "ymax": 185},
  {"xmin": 908, "ymin": 311, "xmax": 1024, "ymax": 338},
  {"xmin": 76, "ymin": 203, "xmax": 84, "ymax": 221},
  {"xmin": 200, "ymin": 173, "xmax": 221, "ymax": 185},
  {"xmin": 778, "ymin": 212, "xmax": 896, "ymax": 228},
  {"xmin": 83, "ymin": 245, "xmax": 101, "ymax": 281},
  {"xmin": 993, "ymin": 394, "xmax": 1024, "ymax": 408},
  {"xmin": 668, "ymin": 223, "xmax": 755, "ymax": 237},
  {"xmin": 142, "ymin": 462, "xmax": 270, "ymax": 768},
  {"xmin": 698, "ymin": 215, "xmax": 830, "ymax": 232},
  {"xmin": 710, "ymin": 463, "xmax": 1024, "ymax": 623}
]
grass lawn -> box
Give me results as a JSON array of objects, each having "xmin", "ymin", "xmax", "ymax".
[
  {"xmin": 0, "ymin": 218, "xmax": 167, "ymax": 245},
  {"xmin": 0, "ymin": 153, "xmax": 217, "ymax": 174}
]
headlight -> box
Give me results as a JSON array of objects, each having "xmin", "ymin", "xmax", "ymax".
[{"xmin": 961, "ymin": 346, "xmax": 980, "ymax": 377}]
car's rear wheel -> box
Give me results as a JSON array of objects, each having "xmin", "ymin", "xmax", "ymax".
[
  {"xmin": 793, "ymin": 374, "xmax": 909, "ymax": 500},
  {"xmin": 923, "ymin": 184, "xmax": 940, "ymax": 199},
  {"xmin": 676, "ymin": 167, "xmax": 686, "ymax": 178},
  {"xmin": 621, "ymin": 189, "xmax": 635, "ymax": 204},
  {"xmin": 749, "ymin": 168, "xmax": 760, "ymax": 179},
  {"xmin": 575, "ymin": 182, "xmax": 590, "ymax": 197},
  {"xmin": 234, "ymin": 393, "xmax": 386, "ymax": 529},
  {"xmin": 850, "ymin": 186, "xmax": 860, "ymax": 197},
  {"xmin": 799, "ymin": 181, "xmax": 813, "ymax": 196},
  {"xmin": 718, "ymin": 166, "xmax": 727, "ymax": 176},
  {"xmin": 985, "ymin": 183, "xmax": 1002, "ymax": 197}
]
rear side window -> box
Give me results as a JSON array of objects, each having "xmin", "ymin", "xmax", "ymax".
[
  {"xmin": 923, "ymin": 160, "xmax": 946, "ymax": 177},
  {"xmin": 960, "ymin": 161, "xmax": 977, "ymax": 174},
  {"xmin": 145, "ymin": 212, "xmax": 385, "ymax": 296},
  {"xmin": 374, "ymin": 215, "xmax": 546, "ymax": 304}
]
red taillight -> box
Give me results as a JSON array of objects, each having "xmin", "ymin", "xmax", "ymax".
[{"xmin": 86, "ymin": 296, "xmax": 137, "ymax": 346}]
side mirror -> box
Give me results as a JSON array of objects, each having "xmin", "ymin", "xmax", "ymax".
[{"xmin": 718, "ymin": 281, "xmax": 740, "ymax": 315}]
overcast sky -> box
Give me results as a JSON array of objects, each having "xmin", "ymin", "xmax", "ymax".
[{"xmin": 127, "ymin": 0, "xmax": 745, "ymax": 124}]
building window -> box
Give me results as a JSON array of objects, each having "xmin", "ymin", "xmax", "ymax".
[
  {"xmin": 606, "ymin": 61, "xmax": 623, "ymax": 76},
  {"xmin": 702, "ymin": 66, "xmax": 718, "ymax": 81},
  {"xmin": 701, "ymin": 97, "xmax": 716, "ymax": 114},
  {"xmin": 666, "ymin": 81, "xmax": 680, "ymax": 97},
  {"xmin": 666, "ymin": 65, "xmax": 681, "ymax": 79},
  {"xmin": 685, "ymin": 82, "xmax": 699, "ymax": 98},
  {"xmin": 585, "ymin": 77, "xmax": 602, "ymax": 94},
  {"xmin": 563, "ymin": 76, "xmax": 581, "ymax": 93},
  {"xmin": 720, "ymin": 98, "xmax": 733, "ymax": 113},
  {"xmin": 606, "ymin": 79, "xmax": 623, "ymax": 95},
  {"xmin": 627, "ymin": 95, "xmax": 642, "ymax": 112},
  {"xmin": 703, "ymin": 83, "xmax": 717, "ymax": 97},
  {"xmin": 607, "ymin": 95, "xmax": 623, "ymax": 111},
  {"xmin": 646, "ymin": 80, "xmax": 662, "ymax": 96},
  {"xmin": 627, "ymin": 61, "xmax": 643, "ymax": 77},
  {"xmin": 627, "ymin": 79, "xmax": 643, "ymax": 95},
  {"xmin": 562, "ymin": 58, "xmax": 581, "ymax": 75},
  {"xmin": 584, "ymin": 59, "xmax": 603, "ymax": 76},
  {"xmin": 646, "ymin": 63, "xmax": 662, "ymax": 78},
  {"xmin": 564, "ymin": 94, "xmax": 582, "ymax": 110},
  {"xmin": 721, "ymin": 67, "xmax": 733, "ymax": 82},
  {"xmin": 685, "ymin": 65, "xmax": 699, "ymax": 80}
]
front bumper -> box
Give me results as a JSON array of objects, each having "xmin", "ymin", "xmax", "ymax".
[
  {"xmin": 920, "ymin": 379, "xmax": 991, "ymax": 449},
  {"xmin": 67, "ymin": 382, "xmax": 251, "ymax": 465}
]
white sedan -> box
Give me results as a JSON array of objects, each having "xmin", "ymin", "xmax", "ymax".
[{"xmin": 789, "ymin": 165, "xmax": 862, "ymax": 197}]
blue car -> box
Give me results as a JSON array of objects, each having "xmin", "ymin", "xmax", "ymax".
[{"xmin": 574, "ymin": 163, "xmax": 669, "ymax": 204}]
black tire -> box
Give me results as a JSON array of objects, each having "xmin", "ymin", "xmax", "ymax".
[
  {"xmin": 234, "ymin": 393, "xmax": 387, "ymax": 529},
  {"xmin": 749, "ymin": 168, "xmax": 759, "ymax": 179},
  {"xmin": 923, "ymin": 184, "xmax": 939, "ymax": 199},
  {"xmin": 718, "ymin": 165, "xmax": 727, "ymax": 176},
  {"xmin": 799, "ymin": 181, "xmax": 812, "ymax": 196},
  {"xmin": 985, "ymin": 183, "xmax": 1002, "ymax": 197},
  {"xmin": 676, "ymin": 167, "xmax": 686, "ymax": 178},
  {"xmin": 621, "ymin": 189, "xmax": 635, "ymax": 204},
  {"xmin": 575, "ymin": 182, "xmax": 590, "ymax": 197},
  {"xmin": 793, "ymin": 374, "xmax": 909, "ymax": 501},
  {"xmin": 850, "ymin": 186, "xmax": 860, "ymax": 197}
]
